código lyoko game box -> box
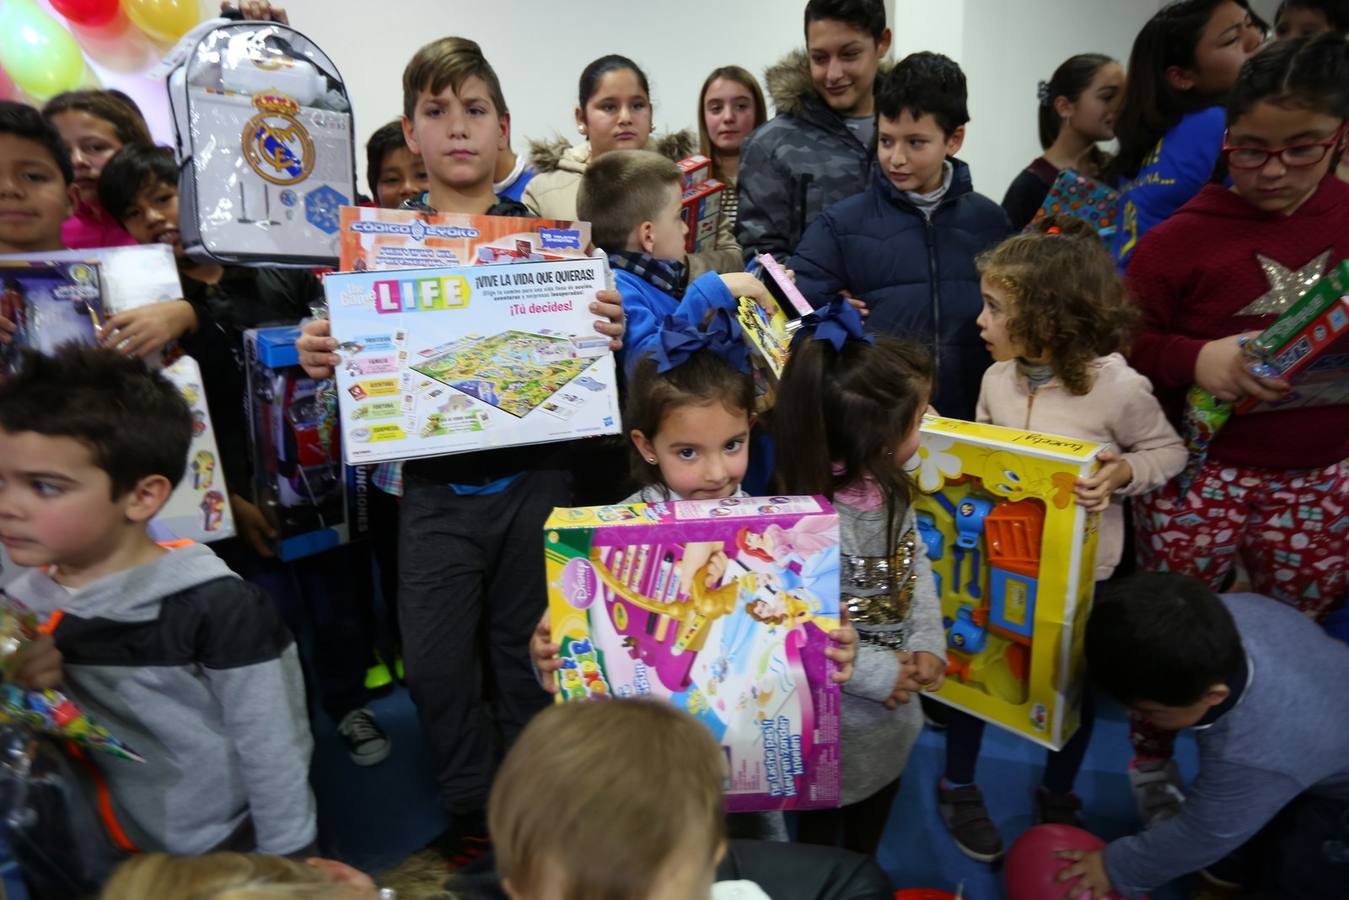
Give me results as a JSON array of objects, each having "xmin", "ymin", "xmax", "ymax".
[
  {"xmin": 325, "ymin": 257, "xmax": 621, "ymax": 465},
  {"xmin": 908, "ymin": 416, "xmax": 1103, "ymax": 750},
  {"xmin": 545, "ymin": 496, "xmax": 843, "ymax": 812}
]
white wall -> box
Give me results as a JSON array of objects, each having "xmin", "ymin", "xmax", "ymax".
[{"xmin": 279, "ymin": 0, "xmax": 1171, "ymax": 203}]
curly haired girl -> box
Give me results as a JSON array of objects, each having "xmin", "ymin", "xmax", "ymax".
[{"xmin": 933, "ymin": 215, "xmax": 1188, "ymax": 863}]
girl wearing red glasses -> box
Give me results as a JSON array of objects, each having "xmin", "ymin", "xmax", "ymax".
[{"xmin": 1126, "ymin": 32, "xmax": 1349, "ymax": 621}]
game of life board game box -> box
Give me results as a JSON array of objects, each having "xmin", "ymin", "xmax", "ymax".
[
  {"xmin": 545, "ymin": 496, "xmax": 843, "ymax": 812},
  {"xmin": 324, "ymin": 257, "xmax": 621, "ymax": 464},
  {"xmin": 338, "ymin": 207, "xmax": 592, "ymax": 271}
]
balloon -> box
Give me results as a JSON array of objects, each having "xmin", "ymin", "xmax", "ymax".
[
  {"xmin": 0, "ymin": 0, "xmax": 86, "ymax": 101},
  {"xmin": 51, "ymin": 0, "xmax": 121, "ymax": 27},
  {"xmin": 1005, "ymin": 825, "xmax": 1149, "ymax": 900},
  {"xmin": 0, "ymin": 67, "xmax": 15, "ymax": 103},
  {"xmin": 121, "ymin": 0, "xmax": 199, "ymax": 43}
]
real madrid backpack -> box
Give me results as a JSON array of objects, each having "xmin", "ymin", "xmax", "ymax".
[{"xmin": 167, "ymin": 20, "xmax": 356, "ymax": 267}]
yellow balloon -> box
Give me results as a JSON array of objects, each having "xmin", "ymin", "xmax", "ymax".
[
  {"xmin": 0, "ymin": 0, "xmax": 86, "ymax": 101},
  {"xmin": 121, "ymin": 0, "xmax": 201, "ymax": 43}
]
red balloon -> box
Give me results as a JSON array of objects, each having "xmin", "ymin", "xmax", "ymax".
[
  {"xmin": 0, "ymin": 66, "xmax": 14, "ymax": 102},
  {"xmin": 1005, "ymin": 825, "xmax": 1148, "ymax": 900},
  {"xmin": 51, "ymin": 0, "xmax": 120, "ymax": 27}
]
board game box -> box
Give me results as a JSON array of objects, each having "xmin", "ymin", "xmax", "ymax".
[
  {"xmin": 0, "ymin": 261, "xmax": 103, "ymax": 373},
  {"xmin": 545, "ymin": 496, "xmax": 843, "ymax": 812},
  {"xmin": 338, "ymin": 207, "xmax": 591, "ymax": 272},
  {"xmin": 324, "ymin": 257, "xmax": 621, "ymax": 464}
]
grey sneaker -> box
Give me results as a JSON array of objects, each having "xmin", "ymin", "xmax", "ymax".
[
  {"xmin": 337, "ymin": 708, "xmax": 392, "ymax": 767},
  {"xmin": 1129, "ymin": 758, "xmax": 1184, "ymax": 826},
  {"xmin": 938, "ymin": 781, "xmax": 1005, "ymax": 862}
]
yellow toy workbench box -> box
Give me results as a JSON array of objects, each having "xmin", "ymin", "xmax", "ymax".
[{"xmin": 907, "ymin": 416, "xmax": 1103, "ymax": 749}]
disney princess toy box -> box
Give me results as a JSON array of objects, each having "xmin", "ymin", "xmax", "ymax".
[{"xmin": 544, "ymin": 496, "xmax": 842, "ymax": 812}]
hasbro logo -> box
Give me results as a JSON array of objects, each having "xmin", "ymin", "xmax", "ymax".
[
  {"xmin": 539, "ymin": 227, "xmax": 583, "ymax": 250},
  {"xmin": 603, "ymin": 417, "xmax": 614, "ymax": 427}
]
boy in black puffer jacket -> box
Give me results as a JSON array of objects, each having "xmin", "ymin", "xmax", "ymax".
[{"xmin": 790, "ymin": 52, "xmax": 1011, "ymax": 421}]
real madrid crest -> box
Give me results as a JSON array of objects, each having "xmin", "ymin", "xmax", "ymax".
[{"xmin": 241, "ymin": 93, "xmax": 315, "ymax": 187}]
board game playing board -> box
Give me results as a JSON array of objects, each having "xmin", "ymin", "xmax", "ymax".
[{"xmin": 409, "ymin": 330, "xmax": 593, "ymax": 418}]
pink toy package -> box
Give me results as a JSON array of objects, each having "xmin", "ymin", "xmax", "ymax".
[{"xmin": 544, "ymin": 496, "xmax": 843, "ymax": 812}]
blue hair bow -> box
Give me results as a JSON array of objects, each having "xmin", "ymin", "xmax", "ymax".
[
  {"xmin": 650, "ymin": 308, "xmax": 750, "ymax": 374},
  {"xmin": 793, "ymin": 296, "xmax": 872, "ymax": 352}
]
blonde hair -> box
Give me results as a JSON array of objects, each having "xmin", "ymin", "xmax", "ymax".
[
  {"xmin": 99, "ymin": 853, "xmax": 359, "ymax": 900},
  {"xmin": 402, "ymin": 37, "xmax": 509, "ymax": 122},
  {"xmin": 576, "ymin": 149, "xmax": 681, "ymax": 252},
  {"xmin": 489, "ymin": 700, "xmax": 726, "ymax": 900}
]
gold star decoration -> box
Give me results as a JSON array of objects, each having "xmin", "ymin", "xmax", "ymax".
[{"xmin": 1237, "ymin": 249, "xmax": 1332, "ymax": 317}]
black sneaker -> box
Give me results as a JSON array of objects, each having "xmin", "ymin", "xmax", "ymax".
[
  {"xmin": 336, "ymin": 707, "xmax": 392, "ymax": 767},
  {"xmin": 937, "ymin": 780, "xmax": 1005, "ymax": 862},
  {"xmin": 1035, "ymin": 786, "xmax": 1084, "ymax": 828}
]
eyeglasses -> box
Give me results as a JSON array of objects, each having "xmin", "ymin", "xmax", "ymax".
[{"xmin": 1221, "ymin": 122, "xmax": 1348, "ymax": 170}]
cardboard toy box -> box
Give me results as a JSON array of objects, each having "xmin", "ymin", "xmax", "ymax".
[
  {"xmin": 324, "ymin": 258, "xmax": 621, "ymax": 465},
  {"xmin": 1235, "ymin": 258, "xmax": 1349, "ymax": 414},
  {"xmin": 545, "ymin": 496, "xmax": 842, "ymax": 812},
  {"xmin": 245, "ymin": 326, "xmax": 369, "ymax": 560},
  {"xmin": 682, "ymin": 179, "xmax": 725, "ymax": 254},
  {"xmin": 338, "ymin": 207, "xmax": 592, "ymax": 272},
  {"xmin": 0, "ymin": 261, "xmax": 103, "ymax": 373},
  {"xmin": 677, "ymin": 154, "xmax": 712, "ymax": 190},
  {"xmin": 908, "ymin": 416, "xmax": 1103, "ymax": 750},
  {"xmin": 147, "ymin": 355, "xmax": 237, "ymax": 544}
]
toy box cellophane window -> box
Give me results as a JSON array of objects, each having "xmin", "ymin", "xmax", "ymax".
[{"xmin": 170, "ymin": 23, "xmax": 355, "ymax": 267}]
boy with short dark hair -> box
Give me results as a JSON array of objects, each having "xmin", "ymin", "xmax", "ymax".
[
  {"xmin": 1056, "ymin": 572, "xmax": 1349, "ymax": 898},
  {"xmin": 365, "ymin": 119, "xmax": 429, "ymax": 210},
  {"xmin": 790, "ymin": 52, "xmax": 1011, "ymax": 421},
  {"xmin": 577, "ymin": 149, "xmax": 768, "ymax": 377},
  {"xmin": 295, "ymin": 37, "xmax": 625, "ymax": 854},
  {"xmin": 0, "ymin": 102, "xmax": 78, "ymax": 346},
  {"xmin": 735, "ymin": 0, "xmax": 891, "ymax": 259},
  {"xmin": 0, "ymin": 345, "xmax": 316, "ymax": 857}
]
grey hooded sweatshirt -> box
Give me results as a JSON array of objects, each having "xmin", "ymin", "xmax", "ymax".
[{"xmin": 6, "ymin": 544, "xmax": 316, "ymax": 855}]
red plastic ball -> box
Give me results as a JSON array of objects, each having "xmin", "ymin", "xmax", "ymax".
[{"xmin": 1005, "ymin": 825, "xmax": 1146, "ymax": 900}]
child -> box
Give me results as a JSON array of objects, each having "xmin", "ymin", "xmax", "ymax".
[
  {"xmin": 41, "ymin": 89, "xmax": 150, "ymax": 250},
  {"xmin": 575, "ymin": 148, "xmax": 769, "ymax": 378},
  {"xmin": 1056, "ymin": 573, "xmax": 1349, "ymax": 898},
  {"xmin": 736, "ymin": 0, "xmax": 892, "ymax": 260},
  {"xmin": 1110, "ymin": 0, "xmax": 1262, "ymax": 269},
  {"xmin": 1274, "ymin": 0, "xmax": 1349, "ymax": 36},
  {"xmin": 1128, "ymin": 33, "xmax": 1349, "ymax": 618},
  {"xmin": 97, "ymin": 142, "xmax": 393, "ymax": 768},
  {"xmin": 697, "ymin": 66, "xmax": 768, "ymax": 233},
  {"xmin": 295, "ymin": 37, "xmax": 624, "ymax": 855},
  {"xmin": 790, "ymin": 52, "xmax": 1012, "ymax": 422},
  {"xmin": 1002, "ymin": 54, "xmax": 1125, "ymax": 231},
  {"xmin": 624, "ymin": 311, "xmax": 756, "ymax": 504},
  {"xmin": 101, "ymin": 853, "xmax": 382, "ymax": 900},
  {"xmin": 931, "ymin": 217, "xmax": 1187, "ymax": 862},
  {"xmin": 489, "ymin": 700, "xmax": 770, "ymax": 899},
  {"xmin": 526, "ymin": 54, "xmax": 741, "ymax": 277},
  {"xmin": 771, "ymin": 299, "xmax": 946, "ymax": 855},
  {"xmin": 365, "ymin": 118, "xmax": 428, "ymax": 210},
  {"xmin": 0, "ymin": 102, "xmax": 77, "ymax": 260},
  {"xmin": 0, "ymin": 345, "xmax": 316, "ymax": 857}
]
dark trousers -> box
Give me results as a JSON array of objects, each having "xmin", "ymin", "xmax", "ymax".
[
  {"xmin": 944, "ymin": 692, "xmax": 1097, "ymax": 795},
  {"xmin": 216, "ymin": 541, "xmax": 371, "ymax": 721},
  {"xmin": 361, "ymin": 484, "xmax": 402, "ymax": 668},
  {"xmin": 399, "ymin": 468, "xmax": 571, "ymax": 815},
  {"xmin": 795, "ymin": 777, "xmax": 902, "ymax": 857},
  {"xmin": 1219, "ymin": 794, "xmax": 1349, "ymax": 898}
]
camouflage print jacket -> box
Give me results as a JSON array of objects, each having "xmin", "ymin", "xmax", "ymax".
[{"xmin": 734, "ymin": 50, "xmax": 874, "ymax": 262}]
